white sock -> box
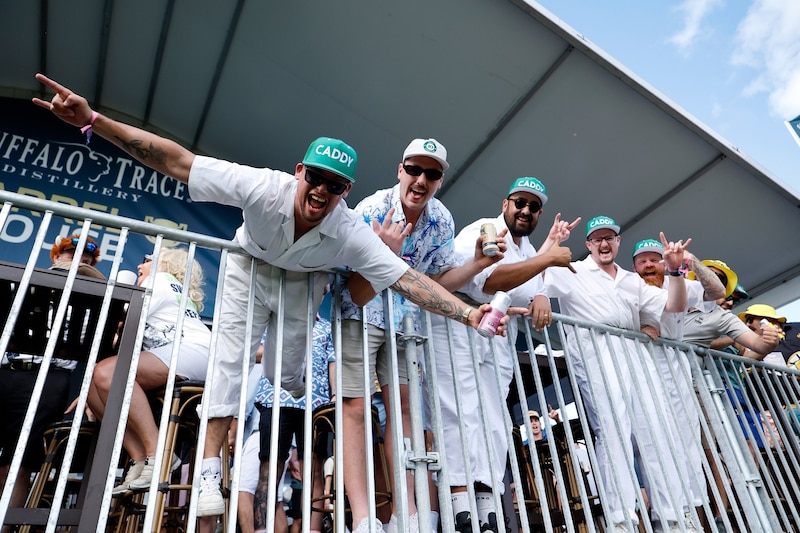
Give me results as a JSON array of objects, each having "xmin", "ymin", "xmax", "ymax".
[
  {"xmin": 431, "ymin": 510, "xmax": 440, "ymax": 530},
  {"xmin": 201, "ymin": 457, "xmax": 221, "ymax": 477},
  {"xmin": 476, "ymin": 491, "xmax": 494, "ymax": 525},
  {"xmin": 451, "ymin": 491, "xmax": 471, "ymax": 516}
]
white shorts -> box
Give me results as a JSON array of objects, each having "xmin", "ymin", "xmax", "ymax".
[
  {"xmin": 239, "ymin": 430, "xmax": 261, "ymax": 495},
  {"xmin": 148, "ymin": 342, "xmax": 209, "ymax": 381}
]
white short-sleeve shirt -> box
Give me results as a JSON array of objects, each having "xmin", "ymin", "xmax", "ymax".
[{"xmin": 188, "ymin": 156, "xmax": 408, "ymax": 293}]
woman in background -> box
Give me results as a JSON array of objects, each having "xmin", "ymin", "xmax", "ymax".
[{"xmin": 87, "ymin": 247, "xmax": 212, "ymax": 493}]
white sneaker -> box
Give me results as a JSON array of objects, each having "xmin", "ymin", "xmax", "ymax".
[
  {"xmin": 613, "ymin": 523, "xmax": 631, "ymax": 533},
  {"xmin": 111, "ymin": 459, "xmax": 145, "ymax": 495},
  {"xmin": 196, "ymin": 470, "xmax": 225, "ymax": 517},
  {"xmin": 683, "ymin": 513, "xmax": 699, "ymax": 532},
  {"xmin": 128, "ymin": 453, "xmax": 182, "ymax": 490},
  {"xmin": 385, "ymin": 513, "xmax": 418, "ymax": 533},
  {"xmin": 350, "ymin": 517, "xmax": 383, "ymax": 533}
]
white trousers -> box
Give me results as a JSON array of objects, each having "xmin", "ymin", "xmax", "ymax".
[
  {"xmin": 428, "ymin": 314, "xmax": 514, "ymax": 492},
  {"xmin": 207, "ymin": 254, "xmax": 327, "ymax": 418},
  {"xmin": 568, "ymin": 332, "xmax": 686, "ymax": 525}
]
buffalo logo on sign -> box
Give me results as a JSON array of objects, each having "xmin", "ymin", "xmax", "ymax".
[{"xmin": 0, "ymin": 97, "xmax": 242, "ymax": 316}]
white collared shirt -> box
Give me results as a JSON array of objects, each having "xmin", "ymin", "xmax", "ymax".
[{"xmin": 188, "ymin": 156, "xmax": 408, "ymax": 293}]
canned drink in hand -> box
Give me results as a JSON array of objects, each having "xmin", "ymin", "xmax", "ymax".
[{"xmin": 481, "ymin": 223, "xmax": 499, "ymax": 257}]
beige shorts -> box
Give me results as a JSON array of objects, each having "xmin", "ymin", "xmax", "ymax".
[{"xmin": 336, "ymin": 319, "xmax": 408, "ymax": 398}]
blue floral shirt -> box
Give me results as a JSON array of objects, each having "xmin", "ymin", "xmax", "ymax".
[
  {"xmin": 253, "ymin": 317, "xmax": 335, "ymax": 411},
  {"xmin": 337, "ymin": 185, "xmax": 458, "ymax": 331}
]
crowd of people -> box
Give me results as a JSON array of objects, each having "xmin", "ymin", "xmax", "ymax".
[{"xmin": 1, "ymin": 72, "xmax": 795, "ymax": 533}]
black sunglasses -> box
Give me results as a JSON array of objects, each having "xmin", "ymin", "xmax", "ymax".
[
  {"xmin": 402, "ymin": 164, "xmax": 443, "ymax": 181},
  {"xmin": 304, "ymin": 167, "xmax": 348, "ymax": 195},
  {"xmin": 68, "ymin": 237, "xmax": 97, "ymax": 253},
  {"xmin": 508, "ymin": 197, "xmax": 541, "ymax": 212}
]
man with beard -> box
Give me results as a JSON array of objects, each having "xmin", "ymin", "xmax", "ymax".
[
  {"xmin": 541, "ymin": 218, "xmax": 694, "ymax": 532},
  {"xmin": 428, "ymin": 177, "xmax": 576, "ymax": 533},
  {"xmin": 631, "ymin": 239, "xmax": 724, "ymax": 523},
  {"xmin": 33, "ymin": 74, "xmax": 513, "ymax": 518}
]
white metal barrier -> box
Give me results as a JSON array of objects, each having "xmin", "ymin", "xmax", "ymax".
[{"xmin": 2, "ymin": 189, "xmax": 799, "ymax": 533}]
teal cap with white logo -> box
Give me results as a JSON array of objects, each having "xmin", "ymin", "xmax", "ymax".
[
  {"xmin": 632, "ymin": 239, "xmax": 664, "ymax": 258},
  {"xmin": 585, "ymin": 215, "xmax": 620, "ymax": 238},
  {"xmin": 507, "ymin": 177, "xmax": 548, "ymax": 205},
  {"xmin": 302, "ymin": 137, "xmax": 358, "ymax": 183}
]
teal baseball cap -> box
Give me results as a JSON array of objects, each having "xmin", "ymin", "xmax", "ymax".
[
  {"xmin": 302, "ymin": 137, "xmax": 358, "ymax": 183},
  {"xmin": 632, "ymin": 239, "xmax": 664, "ymax": 258},
  {"xmin": 586, "ymin": 215, "xmax": 620, "ymax": 238},
  {"xmin": 507, "ymin": 177, "xmax": 548, "ymax": 205}
]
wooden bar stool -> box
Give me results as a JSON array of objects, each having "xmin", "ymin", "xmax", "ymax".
[
  {"xmin": 19, "ymin": 419, "xmax": 98, "ymax": 533},
  {"xmin": 310, "ymin": 401, "xmax": 392, "ymax": 526},
  {"xmin": 106, "ymin": 380, "xmax": 210, "ymax": 533}
]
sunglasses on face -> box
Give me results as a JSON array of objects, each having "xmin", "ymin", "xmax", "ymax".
[
  {"xmin": 587, "ymin": 235, "xmax": 618, "ymax": 246},
  {"xmin": 402, "ymin": 164, "xmax": 443, "ymax": 181},
  {"xmin": 304, "ymin": 167, "xmax": 348, "ymax": 195},
  {"xmin": 66, "ymin": 238, "xmax": 98, "ymax": 254},
  {"xmin": 508, "ymin": 197, "xmax": 542, "ymax": 212}
]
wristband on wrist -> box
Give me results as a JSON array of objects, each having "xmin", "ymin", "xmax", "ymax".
[
  {"xmin": 80, "ymin": 110, "xmax": 98, "ymax": 145},
  {"xmin": 460, "ymin": 306, "xmax": 473, "ymax": 325},
  {"xmin": 666, "ymin": 268, "xmax": 682, "ymax": 276}
]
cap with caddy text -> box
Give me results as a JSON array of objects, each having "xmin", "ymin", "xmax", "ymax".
[
  {"xmin": 586, "ymin": 215, "xmax": 620, "ymax": 238},
  {"xmin": 302, "ymin": 137, "xmax": 358, "ymax": 183},
  {"xmin": 507, "ymin": 177, "xmax": 548, "ymax": 205},
  {"xmin": 632, "ymin": 239, "xmax": 664, "ymax": 258}
]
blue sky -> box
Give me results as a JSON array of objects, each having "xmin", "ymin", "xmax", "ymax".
[
  {"xmin": 534, "ymin": 0, "xmax": 800, "ymax": 318},
  {"xmin": 534, "ymin": 0, "xmax": 800, "ymax": 188}
]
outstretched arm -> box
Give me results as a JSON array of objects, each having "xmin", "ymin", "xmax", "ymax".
[
  {"xmin": 390, "ymin": 268, "xmax": 527, "ymax": 330},
  {"xmin": 483, "ymin": 235, "xmax": 574, "ymax": 293},
  {"xmin": 483, "ymin": 214, "xmax": 579, "ymax": 293},
  {"xmin": 32, "ymin": 73, "xmax": 195, "ymax": 183}
]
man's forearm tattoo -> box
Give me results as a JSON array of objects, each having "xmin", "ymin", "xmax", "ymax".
[
  {"xmin": 692, "ymin": 256, "xmax": 726, "ymax": 300},
  {"xmin": 116, "ymin": 136, "xmax": 167, "ymax": 165},
  {"xmin": 392, "ymin": 270, "xmax": 461, "ymax": 321}
]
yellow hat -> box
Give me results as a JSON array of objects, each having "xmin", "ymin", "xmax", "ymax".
[
  {"xmin": 737, "ymin": 304, "xmax": 786, "ymax": 324},
  {"xmin": 687, "ymin": 259, "xmax": 737, "ymax": 298}
]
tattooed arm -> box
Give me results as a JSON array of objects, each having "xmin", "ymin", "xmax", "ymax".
[
  {"xmin": 688, "ymin": 255, "xmax": 726, "ymax": 301},
  {"xmin": 33, "ymin": 73, "xmax": 195, "ymax": 182},
  {"xmin": 390, "ymin": 268, "xmax": 475, "ymax": 324}
]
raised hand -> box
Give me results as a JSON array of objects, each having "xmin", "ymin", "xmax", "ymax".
[
  {"xmin": 32, "ymin": 73, "xmax": 94, "ymax": 128},
  {"xmin": 541, "ymin": 213, "xmax": 581, "ymax": 252},
  {"xmin": 659, "ymin": 231, "xmax": 692, "ymax": 271},
  {"xmin": 371, "ymin": 207, "xmax": 413, "ymax": 255}
]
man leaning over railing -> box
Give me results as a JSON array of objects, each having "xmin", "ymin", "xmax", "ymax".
[{"xmin": 33, "ymin": 74, "xmax": 519, "ymax": 521}]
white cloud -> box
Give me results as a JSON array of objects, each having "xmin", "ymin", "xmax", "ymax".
[
  {"xmin": 668, "ymin": 0, "xmax": 725, "ymax": 52},
  {"xmin": 730, "ymin": 0, "xmax": 800, "ymax": 118}
]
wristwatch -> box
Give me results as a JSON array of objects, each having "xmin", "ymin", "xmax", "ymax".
[{"xmin": 460, "ymin": 306, "xmax": 473, "ymax": 325}]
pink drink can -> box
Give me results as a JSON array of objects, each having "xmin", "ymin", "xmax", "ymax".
[{"xmin": 477, "ymin": 291, "xmax": 511, "ymax": 337}]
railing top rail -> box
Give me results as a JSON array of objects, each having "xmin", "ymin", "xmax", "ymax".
[{"xmin": 0, "ymin": 189, "xmax": 244, "ymax": 253}]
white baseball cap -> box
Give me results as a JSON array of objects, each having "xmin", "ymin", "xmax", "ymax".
[{"xmin": 402, "ymin": 138, "xmax": 449, "ymax": 171}]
